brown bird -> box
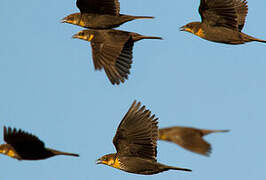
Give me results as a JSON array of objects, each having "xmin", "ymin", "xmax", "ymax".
[
  {"xmin": 72, "ymin": 29, "xmax": 162, "ymax": 85},
  {"xmin": 96, "ymin": 101, "xmax": 192, "ymax": 175},
  {"xmin": 159, "ymin": 126, "xmax": 229, "ymax": 156},
  {"xmin": 0, "ymin": 126, "xmax": 79, "ymax": 160},
  {"xmin": 180, "ymin": 0, "xmax": 266, "ymax": 44},
  {"xmin": 62, "ymin": 0, "xmax": 154, "ymax": 29}
]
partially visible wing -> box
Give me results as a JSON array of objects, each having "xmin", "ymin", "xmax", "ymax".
[
  {"xmin": 199, "ymin": 0, "xmax": 248, "ymax": 31},
  {"xmin": 91, "ymin": 33, "xmax": 133, "ymax": 85},
  {"xmin": 4, "ymin": 126, "xmax": 45, "ymax": 154},
  {"xmin": 76, "ymin": 0, "xmax": 120, "ymax": 15},
  {"xmin": 159, "ymin": 127, "xmax": 211, "ymax": 156},
  {"xmin": 113, "ymin": 101, "xmax": 158, "ymax": 161},
  {"xmin": 235, "ymin": 0, "xmax": 248, "ymax": 31}
]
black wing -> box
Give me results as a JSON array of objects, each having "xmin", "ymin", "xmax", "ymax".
[
  {"xmin": 113, "ymin": 101, "xmax": 158, "ymax": 161},
  {"xmin": 91, "ymin": 30, "xmax": 133, "ymax": 85},
  {"xmin": 76, "ymin": 0, "xmax": 120, "ymax": 15},
  {"xmin": 199, "ymin": 0, "xmax": 248, "ymax": 31},
  {"xmin": 4, "ymin": 126, "xmax": 46, "ymax": 154}
]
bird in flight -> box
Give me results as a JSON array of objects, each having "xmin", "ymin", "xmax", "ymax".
[
  {"xmin": 0, "ymin": 126, "xmax": 79, "ymax": 160},
  {"xmin": 180, "ymin": 0, "xmax": 266, "ymax": 44},
  {"xmin": 62, "ymin": 0, "xmax": 154, "ymax": 29},
  {"xmin": 159, "ymin": 126, "xmax": 229, "ymax": 156},
  {"xmin": 96, "ymin": 101, "xmax": 192, "ymax": 175},
  {"xmin": 72, "ymin": 29, "xmax": 162, "ymax": 85}
]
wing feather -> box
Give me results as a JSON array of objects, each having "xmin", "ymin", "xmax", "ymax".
[
  {"xmin": 199, "ymin": 0, "xmax": 248, "ymax": 31},
  {"xmin": 4, "ymin": 126, "xmax": 46, "ymax": 155},
  {"xmin": 76, "ymin": 0, "xmax": 120, "ymax": 15},
  {"xmin": 113, "ymin": 101, "xmax": 158, "ymax": 161}
]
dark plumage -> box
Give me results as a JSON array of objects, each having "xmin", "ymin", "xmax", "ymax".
[
  {"xmin": 62, "ymin": 0, "xmax": 154, "ymax": 29},
  {"xmin": 96, "ymin": 101, "xmax": 192, "ymax": 175},
  {"xmin": 180, "ymin": 0, "xmax": 266, "ymax": 44},
  {"xmin": 0, "ymin": 126, "xmax": 79, "ymax": 160},
  {"xmin": 159, "ymin": 126, "xmax": 229, "ymax": 156},
  {"xmin": 72, "ymin": 29, "xmax": 162, "ymax": 85}
]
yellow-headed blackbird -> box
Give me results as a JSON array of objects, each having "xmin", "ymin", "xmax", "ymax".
[
  {"xmin": 180, "ymin": 0, "xmax": 266, "ymax": 44},
  {"xmin": 96, "ymin": 101, "xmax": 192, "ymax": 175},
  {"xmin": 62, "ymin": 0, "xmax": 154, "ymax": 29},
  {"xmin": 0, "ymin": 126, "xmax": 79, "ymax": 160},
  {"xmin": 72, "ymin": 29, "xmax": 162, "ymax": 85},
  {"xmin": 159, "ymin": 126, "xmax": 229, "ymax": 156}
]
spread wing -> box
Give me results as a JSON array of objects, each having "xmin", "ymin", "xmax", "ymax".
[
  {"xmin": 76, "ymin": 0, "xmax": 120, "ymax": 15},
  {"xmin": 199, "ymin": 0, "xmax": 248, "ymax": 31},
  {"xmin": 159, "ymin": 127, "xmax": 211, "ymax": 156},
  {"xmin": 91, "ymin": 31, "xmax": 133, "ymax": 85},
  {"xmin": 113, "ymin": 101, "xmax": 158, "ymax": 161},
  {"xmin": 4, "ymin": 126, "xmax": 46, "ymax": 154}
]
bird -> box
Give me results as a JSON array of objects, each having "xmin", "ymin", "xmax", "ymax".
[
  {"xmin": 0, "ymin": 126, "xmax": 79, "ymax": 160},
  {"xmin": 72, "ymin": 29, "xmax": 162, "ymax": 85},
  {"xmin": 61, "ymin": 0, "xmax": 154, "ymax": 29},
  {"xmin": 159, "ymin": 126, "xmax": 229, "ymax": 156},
  {"xmin": 96, "ymin": 100, "xmax": 192, "ymax": 175},
  {"xmin": 180, "ymin": 0, "xmax": 266, "ymax": 44}
]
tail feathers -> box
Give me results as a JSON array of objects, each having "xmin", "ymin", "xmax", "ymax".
[
  {"xmin": 253, "ymin": 38, "xmax": 266, "ymax": 43},
  {"xmin": 133, "ymin": 34, "xmax": 163, "ymax": 41},
  {"xmin": 166, "ymin": 165, "xmax": 192, "ymax": 172},
  {"xmin": 132, "ymin": 16, "xmax": 154, "ymax": 19},
  {"xmin": 48, "ymin": 148, "xmax": 79, "ymax": 157},
  {"xmin": 242, "ymin": 33, "xmax": 266, "ymax": 43},
  {"xmin": 201, "ymin": 129, "xmax": 230, "ymax": 135},
  {"xmin": 140, "ymin": 36, "xmax": 163, "ymax": 40},
  {"xmin": 133, "ymin": 35, "xmax": 162, "ymax": 42}
]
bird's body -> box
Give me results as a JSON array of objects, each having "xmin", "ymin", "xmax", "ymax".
[
  {"xmin": 159, "ymin": 126, "xmax": 229, "ymax": 156},
  {"xmin": 96, "ymin": 101, "xmax": 191, "ymax": 175},
  {"xmin": 112, "ymin": 156, "xmax": 189, "ymax": 175},
  {"xmin": 0, "ymin": 127, "xmax": 79, "ymax": 160},
  {"xmin": 62, "ymin": 13, "xmax": 153, "ymax": 29},
  {"xmin": 185, "ymin": 22, "xmax": 266, "ymax": 44},
  {"xmin": 181, "ymin": 0, "xmax": 266, "ymax": 44},
  {"xmin": 62, "ymin": 0, "xmax": 154, "ymax": 29},
  {"xmin": 72, "ymin": 29, "xmax": 162, "ymax": 85}
]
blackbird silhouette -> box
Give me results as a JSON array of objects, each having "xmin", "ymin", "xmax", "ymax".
[
  {"xmin": 72, "ymin": 29, "xmax": 162, "ymax": 85},
  {"xmin": 62, "ymin": 0, "xmax": 154, "ymax": 29},
  {"xmin": 96, "ymin": 101, "xmax": 192, "ymax": 175},
  {"xmin": 180, "ymin": 0, "xmax": 266, "ymax": 44},
  {"xmin": 0, "ymin": 126, "xmax": 79, "ymax": 160},
  {"xmin": 159, "ymin": 126, "xmax": 229, "ymax": 156}
]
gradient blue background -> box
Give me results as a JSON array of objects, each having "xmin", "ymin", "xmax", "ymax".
[{"xmin": 1, "ymin": 0, "xmax": 266, "ymax": 179}]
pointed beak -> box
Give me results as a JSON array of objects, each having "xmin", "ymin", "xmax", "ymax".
[
  {"xmin": 72, "ymin": 34, "xmax": 79, "ymax": 39},
  {"xmin": 179, "ymin": 25, "xmax": 186, "ymax": 31},
  {"xmin": 96, "ymin": 158, "xmax": 102, "ymax": 164},
  {"xmin": 61, "ymin": 17, "xmax": 67, "ymax": 23}
]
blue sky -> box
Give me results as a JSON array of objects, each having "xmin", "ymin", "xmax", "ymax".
[{"xmin": 1, "ymin": 0, "xmax": 266, "ymax": 179}]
